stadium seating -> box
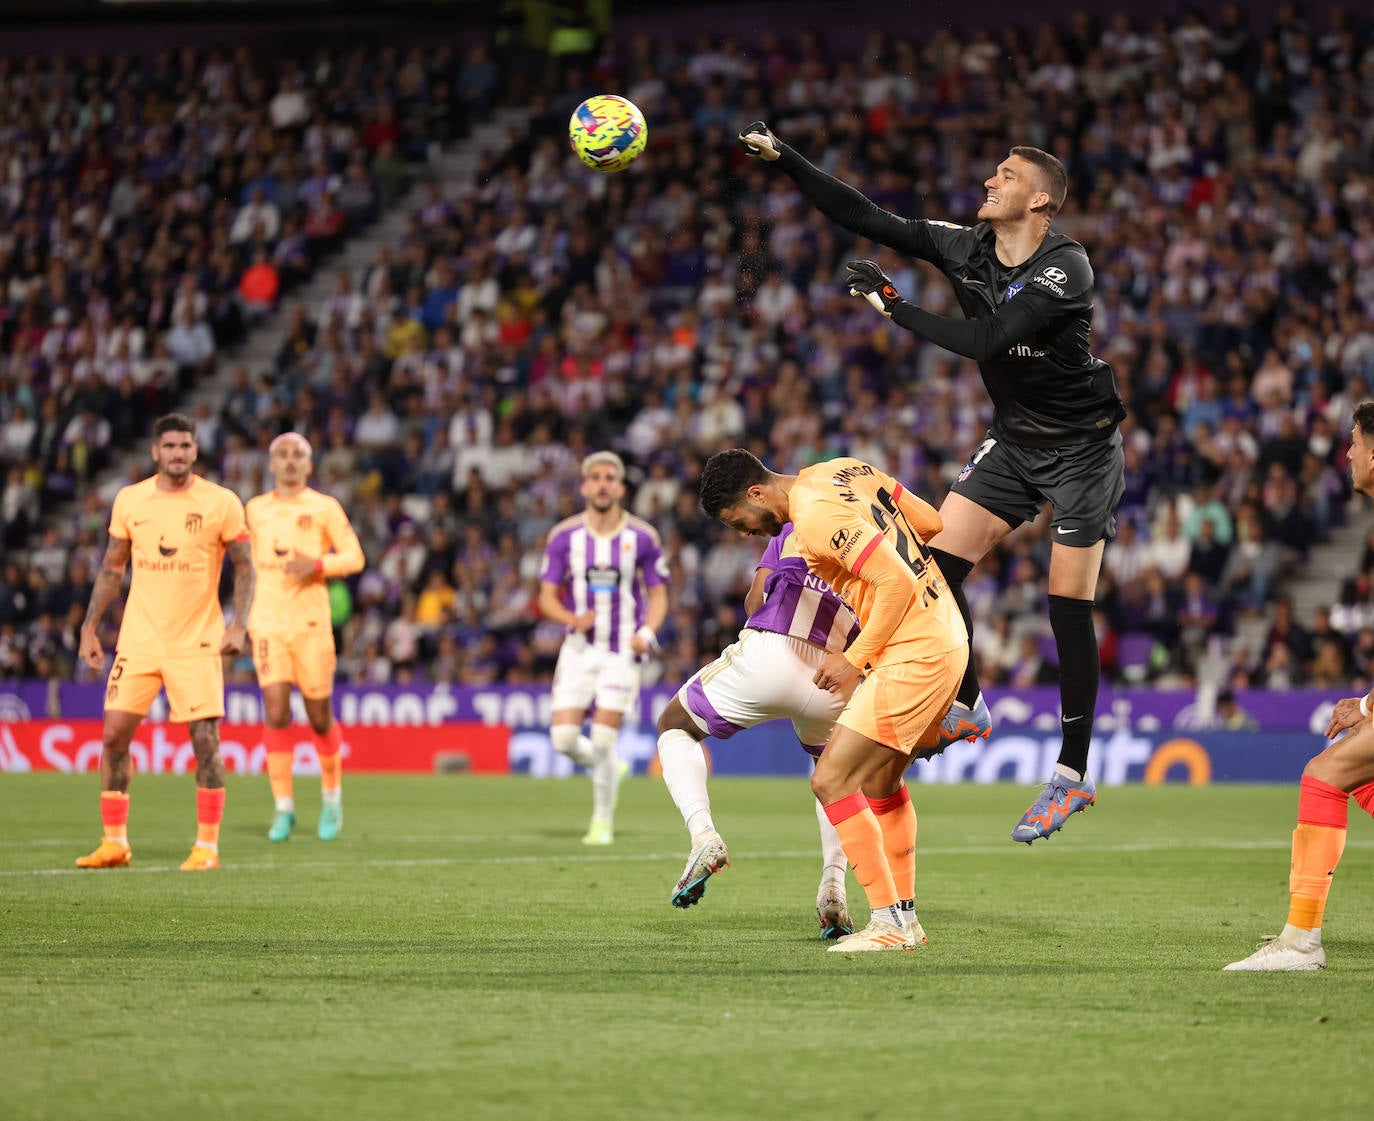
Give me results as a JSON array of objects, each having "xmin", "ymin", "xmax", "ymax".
[{"xmin": 2, "ymin": 8, "xmax": 1372, "ymax": 695}]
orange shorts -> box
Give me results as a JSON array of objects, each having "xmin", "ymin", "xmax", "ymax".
[
  {"xmin": 252, "ymin": 629, "xmax": 337, "ymax": 699},
  {"xmin": 836, "ymin": 646, "xmax": 967, "ymax": 753},
  {"xmin": 106, "ymin": 652, "xmax": 225, "ymax": 723}
]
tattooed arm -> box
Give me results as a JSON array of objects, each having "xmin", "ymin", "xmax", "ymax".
[
  {"xmin": 80, "ymin": 536, "xmax": 131, "ymax": 672},
  {"xmin": 220, "ymin": 538, "xmax": 255, "ymax": 655}
]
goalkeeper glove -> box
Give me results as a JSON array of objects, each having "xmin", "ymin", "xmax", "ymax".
[
  {"xmin": 844, "ymin": 260, "xmax": 905, "ymax": 317},
  {"xmin": 737, "ymin": 121, "xmax": 780, "ymax": 160}
]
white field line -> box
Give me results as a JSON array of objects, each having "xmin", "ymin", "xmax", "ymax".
[{"xmin": 7, "ymin": 838, "xmax": 1374, "ymax": 877}]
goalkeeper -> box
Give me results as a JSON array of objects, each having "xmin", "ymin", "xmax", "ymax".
[{"xmin": 739, "ymin": 123, "xmax": 1126, "ymax": 844}]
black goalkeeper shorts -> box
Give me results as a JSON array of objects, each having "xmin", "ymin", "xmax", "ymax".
[{"xmin": 949, "ymin": 429, "xmax": 1124, "ymax": 546}]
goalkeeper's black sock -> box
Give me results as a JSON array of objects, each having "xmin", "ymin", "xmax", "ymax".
[
  {"xmin": 1048, "ymin": 594, "xmax": 1098, "ymax": 778},
  {"xmin": 929, "ymin": 548, "xmax": 981, "ymax": 709}
]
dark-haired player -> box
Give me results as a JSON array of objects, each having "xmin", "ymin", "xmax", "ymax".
[
  {"xmin": 698, "ymin": 449, "xmax": 967, "ymax": 952},
  {"xmin": 76, "ymin": 414, "xmax": 254, "ymax": 871},
  {"xmin": 740, "ymin": 125, "xmax": 1125, "ymax": 843}
]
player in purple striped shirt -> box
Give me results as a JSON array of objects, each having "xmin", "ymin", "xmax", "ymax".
[
  {"xmin": 538, "ymin": 451, "xmax": 669, "ymax": 845},
  {"xmin": 658, "ymin": 522, "xmax": 864, "ymax": 939}
]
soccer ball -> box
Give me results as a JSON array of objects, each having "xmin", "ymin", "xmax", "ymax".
[{"xmin": 569, "ymin": 94, "xmax": 648, "ymax": 173}]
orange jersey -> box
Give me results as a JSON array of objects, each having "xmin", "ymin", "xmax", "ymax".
[
  {"xmin": 789, "ymin": 458, "xmax": 967, "ymax": 670},
  {"xmin": 245, "ymin": 487, "xmax": 364, "ymax": 635},
  {"xmin": 109, "ymin": 475, "xmax": 248, "ymax": 657}
]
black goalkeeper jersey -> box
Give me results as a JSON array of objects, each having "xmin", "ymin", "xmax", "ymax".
[{"xmin": 775, "ymin": 145, "xmax": 1127, "ymax": 448}]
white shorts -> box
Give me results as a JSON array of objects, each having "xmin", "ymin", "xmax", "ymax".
[
  {"xmin": 677, "ymin": 629, "xmax": 854, "ymax": 755},
  {"xmin": 550, "ymin": 636, "xmax": 642, "ymax": 716}
]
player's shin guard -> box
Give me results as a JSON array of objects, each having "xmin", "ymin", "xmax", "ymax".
[
  {"xmin": 101, "ymin": 790, "xmax": 130, "ymax": 845},
  {"xmin": 1288, "ymin": 775, "xmax": 1349, "ymax": 931},
  {"xmin": 263, "ymin": 726, "xmax": 295, "ymax": 807},
  {"xmin": 869, "ymin": 786, "xmax": 916, "ymax": 905},
  {"xmin": 930, "ymin": 548, "xmax": 980, "ymax": 708},
  {"xmin": 824, "ymin": 792, "xmax": 899, "ymax": 918},
  {"xmin": 196, "ymin": 787, "xmax": 226, "ymax": 852},
  {"xmin": 1048, "ymin": 594, "xmax": 1097, "ymax": 779},
  {"xmin": 658, "ymin": 727, "xmax": 714, "ymax": 839},
  {"xmin": 316, "ymin": 723, "xmax": 343, "ymax": 794}
]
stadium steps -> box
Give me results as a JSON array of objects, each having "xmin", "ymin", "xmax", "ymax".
[
  {"xmin": 1286, "ymin": 499, "xmax": 1374, "ymax": 621},
  {"xmin": 184, "ymin": 106, "xmax": 538, "ymax": 406},
  {"xmin": 1226, "ymin": 496, "xmax": 1374, "ymax": 670}
]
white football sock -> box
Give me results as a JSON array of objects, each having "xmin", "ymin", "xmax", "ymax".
[
  {"xmin": 1280, "ymin": 923, "xmax": 1321, "ymax": 949},
  {"xmin": 658, "ymin": 727, "xmax": 714, "ymax": 840},
  {"xmin": 589, "ymin": 723, "xmax": 623, "ymax": 822},
  {"xmin": 814, "ymin": 796, "xmax": 847, "ymax": 886},
  {"xmin": 872, "ymin": 903, "xmax": 905, "ymax": 930}
]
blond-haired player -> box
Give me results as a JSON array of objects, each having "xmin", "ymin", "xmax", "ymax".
[
  {"xmin": 76, "ymin": 413, "xmax": 254, "ymax": 871},
  {"xmin": 538, "ymin": 451, "xmax": 668, "ymax": 845},
  {"xmin": 699, "ymin": 449, "xmax": 968, "ymax": 951},
  {"xmin": 246, "ymin": 431, "xmax": 364, "ymax": 842}
]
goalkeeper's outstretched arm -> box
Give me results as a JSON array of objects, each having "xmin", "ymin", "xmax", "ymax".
[{"xmin": 739, "ymin": 121, "xmax": 937, "ymax": 261}]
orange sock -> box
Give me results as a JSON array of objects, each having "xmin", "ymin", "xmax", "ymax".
[
  {"xmin": 824, "ymin": 791, "xmax": 898, "ymax": 912},
  {"xmin": 868, "ymin": 786, "xmax": 916, "ymax": 903},
  {"xmin": 100, "ymin": 791, "xmax": 129, "ymax": 845},
  {"xmin": 316, "ymin": 723, "xmax": 343, "ymax": 793},
  {"xmin": 1287, "ymin": 775, "xmax": 1349, "ymax": 931},
  {"xmin": 196, "ymin": 787, "xmax": 226, "ymax": 851},
  {"xmin": 264, "ymin": 727, "xmax": 295, "ymax": 803}
]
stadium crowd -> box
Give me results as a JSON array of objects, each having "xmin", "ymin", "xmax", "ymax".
[{"xmin": 3, "ymin": 5, "xmax": 1374, "ymax": 699}]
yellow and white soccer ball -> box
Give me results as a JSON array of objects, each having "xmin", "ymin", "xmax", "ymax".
[{"xmin": 569, "ymin": 94, "xmax": 648, "ymax": 173}]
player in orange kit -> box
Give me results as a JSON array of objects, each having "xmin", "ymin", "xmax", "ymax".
[
  {"xmin": 1225, "ymin": 402, "xmax": 1374, "ymax": 971},
  {"xmin": 699, "ymin": 449, "xmax": 968, "ymax": 951},
  {"xmin": 246, "ymin": 431, "xmax": 365, "ymax": 842},
  {"xmin": 76, "ymin": 413, "xmax": 254, "ymax": 871}
]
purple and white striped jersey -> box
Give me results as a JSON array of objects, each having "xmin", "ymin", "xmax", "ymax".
[
  {"xmin": 540, "ymin": 513, "xmax": 669, "ymax": 654},
  {"xmin": 746, "ymin": 522, "xmax": 860, "ymax": 654}
]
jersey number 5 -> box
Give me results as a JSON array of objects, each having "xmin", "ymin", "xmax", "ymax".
[{"xmin": 868, "ymin": 487, "xmax": 940, "ymax": 605}]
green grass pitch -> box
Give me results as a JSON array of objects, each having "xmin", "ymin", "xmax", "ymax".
[{"xmin": 2, "ymin": 773, "xmax": 1372, "ymax": 1121}]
